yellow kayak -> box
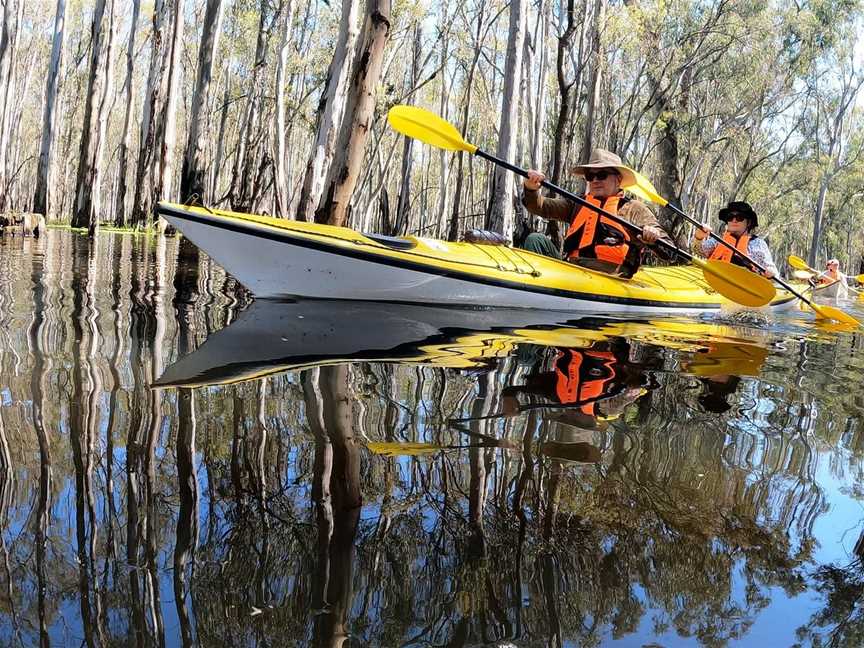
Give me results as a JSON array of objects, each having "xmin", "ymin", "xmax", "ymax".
[{"xmin": 156, "ymin": 202, "xmax": 796, "ymax": 315}]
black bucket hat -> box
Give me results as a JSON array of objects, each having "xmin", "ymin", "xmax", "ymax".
[{"xmin": 718, "ymin": 201, "xmax": 758, "ymax": 228}]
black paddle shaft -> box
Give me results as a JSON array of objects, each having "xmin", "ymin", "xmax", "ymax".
[{"xmin": 474, "ymin": 149, "xmax": 693, "ymax": 263}]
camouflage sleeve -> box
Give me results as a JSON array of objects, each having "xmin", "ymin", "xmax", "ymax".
[{"xmin": 521, "ymin": 188, "xmax": 574, "ymax": 223}]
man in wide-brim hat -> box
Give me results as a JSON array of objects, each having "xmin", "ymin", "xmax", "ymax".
[
  {"xmin": 520, "ymin": 148, "xmax": 674, "ymax": 279},
  {"xmin": 693, "ymin": 200, "xmax": 778, "ymax": 277}
]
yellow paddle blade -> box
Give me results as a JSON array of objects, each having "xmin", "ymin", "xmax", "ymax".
[
  {"xmin": 788, "ymin": 255, "xmax": 813, "ymax": 272},
  {"xmin": 692, "ymin": 258, "xmax": 776, "ymax": 307},
  {"xmin": 366, "ymin": 441, "xmax": 443, "ymax": 457},
  {"xmin": 854, "ymin": 274, "xmax": 864, "ymax": 283},
  {"xmin": 810, "ymin": 302, "xmax": 861, "ymax": 326},
  {"xmin": 387, "ymin": 105, "xmax": 478, "ymax": 154},
  {"xmin": 683, "ymin": 342, "xmax": 769, "ymax": 377},
  {"xmin": 627, "ymin": 170, "xmax": 669, "ymax": 206}
]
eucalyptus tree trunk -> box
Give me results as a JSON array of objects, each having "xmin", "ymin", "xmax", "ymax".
[
  {"xmin": 115, "ymin": 0, "xmax": 141, "ymax": 226},
  {"xmin": 577, "ymin": 0, "xmax": 605, "ymax": 163},
  {"xmin": 486, "ymin": 0, "xmax": 527, "ymax": 238},
  {"xmin": 71, "ymin": 0, "xmax": 115, "ymax": 232},
  {"xmin": 434, "ymin": 7, "xmax": 451, "ymax": 238},
  {"xmin": 526, "ymin": 0, "xmax": 549, "ymax": 170},
  {"xmin": 230, "ymin": 1, "xmax": 279, "ymax": 213},
  {"xmin": 393, "ymin": 22, "xmax": 422, "ymax": 235},
  {"xmin": 180, "ymin": 0, "xmax": 224, "ymax": 205},
  {"xmin": 132, "ymin": 0, "xmax": 175, "ymax": 226},
  {"xmin": 34, "ymin": 0, "xmax": 69, "ymax": 219},
  {"xmin": 315, "ymin": 0, "xmax": 391, "ymax": 227},
  {"xmin": 546, "ymin": 0, "xmax": 587, "ymax": 248},
  {"xmin": 152, "ymin": 0, "xmax": 185, "ymax": 215},
  {"xmin": 808, "ymin": 73, "xmax": 864, "ymax": 266},
  {"xmin": 0, "ymin": 0, "xmax": 23, "ymax": 212},
  {"xmin": 211, "ymin": 71, "xmax": 230, "ymax": 201},
  {"xmin": 296, "ymin": 0, "xmax": 360, "ymax": 222},
  {"xmin": 447, "ymin": 0, "xmax": 487, "ymax": 242},
  {"xmin": 650, "ymin": 65, "xmax": 688, "ymax": 242},
  {"xmin": 93, "ymin": 4, "xmax": 118, "ymax": 225},
  {"xmin": 273, "ymin": 0, "xmax": 297, "ymax": 218}
]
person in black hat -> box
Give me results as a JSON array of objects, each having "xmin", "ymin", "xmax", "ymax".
[{"xmin": 692, "ymin": 201, "xmax": 778, "ymax": 277}]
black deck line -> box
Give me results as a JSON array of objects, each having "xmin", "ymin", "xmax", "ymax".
[{"xmin": 157, "ymin": 204, "xmax": 798, "ymax": 311}]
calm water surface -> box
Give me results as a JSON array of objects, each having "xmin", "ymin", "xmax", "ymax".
[{"xmin": 1, "ymin": 230, "xmax": 864, "ymax": 647}]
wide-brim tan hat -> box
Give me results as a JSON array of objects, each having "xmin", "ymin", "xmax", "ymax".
[{"xmin": 572, "ymin": 148, "xmax": 637, "ymax": 188}]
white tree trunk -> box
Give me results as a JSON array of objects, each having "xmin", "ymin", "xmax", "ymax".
[
  {"xmin": 211, "ymin": 69, "xmax": 231, "ymax": 200},
  {"xmin": 180, "ymin": 0, "xmax": 224, "ymax": 204},
  {"xmin": 295, "ymin": 0, "xmax": 360, "ymax": 221},
  {"xmin": 486, "ymin": 0, "xmax": 527, "ymax": 237},
  {"xmin": 273, "ymin": 0, "xmax": 297, "ymax": 218},
  {"xmin": 0, "ymin": 0, "xmax": 23, "ymax": 211},
  {"xmin": 132, "ymin": 0, "xmax": 172, "ymax": 225},
  {"xmin": 71, "ymin": 0, "xmax": 113, "ymax": 232},
  {"xmin": 578, "ymin": 0, "xmax": 605, "ymax": 163},
  {"xmin": 531, "ymin": 0, "xmax": 550, "ymax": 169},
  {"xmin": 155, "ymin": 0, "xmax": 185, "ymax": 207},
  {"xmin": 434, "ymin": 7, "xmax": 451, "ymax": 238},
  {"xmin": 115, "ymin": 0, "xmax": 141, "ymax": 226},
  {"xmin": 34, "ymin": 0, "xmax": 69, "ymax": 218},
  {"xmin": 393, "ymin": 22, "xmax": 422, "ymax": 235},
  {"xmin": 92, "ymin": 0, "xmax": 118, "ymax": 226}
]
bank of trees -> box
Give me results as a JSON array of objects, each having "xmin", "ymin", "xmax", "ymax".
[{"xmin": 1, "ymin": 0, "xmax": 864, "ymax": 266}]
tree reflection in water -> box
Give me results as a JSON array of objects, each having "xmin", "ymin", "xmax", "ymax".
[{"xmin": 0, "ymin": 230, "xmax": 862, "ymax": 645}]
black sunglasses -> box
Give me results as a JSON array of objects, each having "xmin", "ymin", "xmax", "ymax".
[
  {"xmin": 726, "ymin": 214, "xmax": 749, "ymax": 222},
  {"xmin": 584, "ymin": 170, "xmax": 619, "ymax": 182}
]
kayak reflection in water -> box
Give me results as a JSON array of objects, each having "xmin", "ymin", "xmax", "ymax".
[{"xmin": 498, "ymin": 337, "xmax": 660, "ymax": 463}]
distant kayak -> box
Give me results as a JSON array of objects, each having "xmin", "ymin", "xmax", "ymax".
[
  {"xmin": 157, "ymin": 202, "xmax": 797, "ymax": 315},
  {"xmin": 812, "ymin": 279, "xmax": 849, "ymax": 300}
]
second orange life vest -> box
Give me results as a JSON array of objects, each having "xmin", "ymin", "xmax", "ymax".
[{"xmin": 708, "ymin": 232, "xmax": 751, "ymax": 267}]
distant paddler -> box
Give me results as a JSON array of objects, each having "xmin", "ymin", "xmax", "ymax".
[
  {"xmin": 816, "ymin": 258, "xmax": 848, "ymax": 286},
  {"xmin": 520, "ymin": 149, "xmax": 675, "ymax": 278},
  {"xmin": 692, "ymin": 201, "xmax": 779, "ymax": 279}
]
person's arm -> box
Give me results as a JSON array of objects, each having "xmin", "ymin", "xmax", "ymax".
[
  {"xmin": 521, "ymin": 170, "xmax": 573, "ymax": 223},
  {"xmin": 747, "ymin": 238, "xmax": 778, "ymax": 278},
  {"xmin": 521, "ymin": 188, "xmax": 574, "ymax": 223},
  {"xmin": 691, "ymin": 224, "xmax": 718, "ymax": 258},
  {"xmin": 620, "ymin": 201, "xmax": 675, "ymax": 258}
]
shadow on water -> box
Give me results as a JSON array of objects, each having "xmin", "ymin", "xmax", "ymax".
[{"xmin": 2, "ymin": 230, "xmax": 864, "ymax": 645}]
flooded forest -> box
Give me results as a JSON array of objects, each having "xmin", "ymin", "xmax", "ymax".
[
  {"xmin": 2, "ymin": 0, "xmax": 864, "ymax": 646},
  {"xmin": 0, "ymin": 0, "xmax": 861, "ymax": 266}
]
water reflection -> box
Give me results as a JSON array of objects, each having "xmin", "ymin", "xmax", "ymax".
[{"xmin": 1, "ymin": 230, "xmax": 864, "ymax": 646}]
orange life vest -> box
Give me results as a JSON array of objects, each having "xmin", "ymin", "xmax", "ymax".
[
  {"xmin": 708, "ymin": 232, "xmax": 751, "ymax": 267},
  {"xmin": 554, "ymin": 349, "xmax": 617, "ymax": 415},
  {"xmin": 818, "ymin": 269, "xmax": 839, "ymax": 285},
  {"xmin": 562, "ymin": 194, "xmax": 635, "ymax": 272}
]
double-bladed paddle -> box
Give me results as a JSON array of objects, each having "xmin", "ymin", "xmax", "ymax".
[
  {"xmin": 387, "ymin": 105, "xmax": 776, "ymax": 308},
  {"xmin": 626, "ymin": 174, "xmax": 860, "ymax": 326}
]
